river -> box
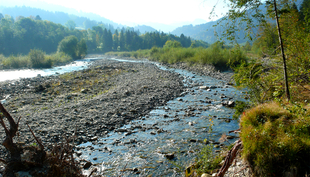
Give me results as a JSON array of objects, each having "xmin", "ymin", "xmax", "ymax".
[{"xmin": 0, "ymin": 57, "xmax": 245, "ymax": 176}]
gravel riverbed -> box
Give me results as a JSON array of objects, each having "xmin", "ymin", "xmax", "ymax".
[{"xmin": 0, "ymin": 56, "xmax": 240, "ymax": 176}]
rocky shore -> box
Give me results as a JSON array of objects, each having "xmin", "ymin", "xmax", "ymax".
[
  {"xmin": 0, "ymin": 58, "xmax": 185, "ymax": 158},
  {"xmin": 0, "ymin": 56, "xmax": 244, "ymax": 176}
]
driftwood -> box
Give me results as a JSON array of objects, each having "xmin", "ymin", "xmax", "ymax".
[
  {"xmin": 216, "ymin": 139, "xmax": 242, "ymax": 177},
  {"xmin": 0, "ymin": 102, "xmax": 85, "ymax": 177}
]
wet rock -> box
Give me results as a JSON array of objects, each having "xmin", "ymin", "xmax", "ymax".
[
  {"xmin": 199, "ymin": 86, "xmax": 209, "ymax": 90},
  {"xmin": 164, "ymin": 153, "xmax": 175, "ymax": 160},
  {"xmin": 222, "ymin": 100, "xmax": 235, "ymax": 107},
  {"xmin": 83, "ymin": 161, "xmax": 92, "ymax": 169},
  {"xmin": 90, "ymin": 136, "xmax": 98, "ymax": 141}
]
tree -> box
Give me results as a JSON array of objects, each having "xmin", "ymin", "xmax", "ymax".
[
  {"xmin": 65, "ymin": 20, "xmax": 76, "ymax": 30},
  {"xmin": 57, "ymin": 35, "xmax": 78, "ymax": 59},
  {"xmin": 35, "ymin": 15, "xmax": 42, "ymax": 20},
  {"xmin": 163, "ymin": 40, "xmax": 182, "ymax": 48},
  {"xmin": 77, "ymin": 39, "xmax": 87, "ymax": 58},
  {"xmin": 216, "ymin": 0, "xmax": 292, "ymax": 100},
  {"xmin": 300, "ymin": 0, "xmax": 310, "ymax": 30},
  {"xmin": 113, "ymin": 30, "xmax": 119, "ymax": 51},
  {"xmin": 0, "ymin": 13, "xmax": 3, "ymax": 20}
]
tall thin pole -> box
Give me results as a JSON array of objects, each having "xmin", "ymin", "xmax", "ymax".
[{"xmin": 273, "ymin": 0, "xmax": 290, "ymax": 101}]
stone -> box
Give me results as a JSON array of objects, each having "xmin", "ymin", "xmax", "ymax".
[
  {"xmin": 201, "ymin": 173, "xmax": 212, "ymax": 177},
  {"xmin": 199, "ymin": 86, "xmax": 209, "ymax": 90},
  {"xmin": 83, "ymin": 161, "xmax": 92, "ymax": 169},
  {"xmin": 164, "ymin": 153, "xmax": 175, "ymax": 160}
]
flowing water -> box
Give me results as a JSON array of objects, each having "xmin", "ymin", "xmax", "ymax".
[
  {"xmin": 76, "ymin": 58, "xmax": 246, "ymax": 176},
  {"xmin": 0, "ymin": 58, "xmax": 98, "ymax": 82}
]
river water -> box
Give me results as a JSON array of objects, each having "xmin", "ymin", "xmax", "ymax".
[{"xmin": 0, "ymin": 57, "xmax": 245, "ymax": 176}]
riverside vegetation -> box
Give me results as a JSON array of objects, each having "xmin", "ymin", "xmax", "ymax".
[
  {"xmin": 1, "ymin": 0, "xmax": 310, "ymax": 176},
  {"xmin": 106, "ymin": 1, "xmax": 310, "ymax": 175}
]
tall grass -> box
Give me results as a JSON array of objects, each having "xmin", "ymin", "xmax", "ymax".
[
  {"xmin": 0, "ymin": 50, "xmax": 72, "ymax": 69},
  {"xmin": 106, "ymin": 43, "xmax": 248, "ymax": 71},
  {"xmin": 240, "ymin": 102, "xmax": 310, "ymax": 176}
]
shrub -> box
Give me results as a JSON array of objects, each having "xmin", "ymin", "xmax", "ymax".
[
  {"xmin": 29, "ymin": 49, "xmax": 52, "ymax": 68},
  {"xmin": 240, "ymin": 102, "xmax": 310, "ymax": 176},
  {"xmin": 57, "ymin": 35, "xmax": 79, "ymax": 59},
  {"xmin": 1, "ymin": 55, "xmax": 30, "ymax": 69}
]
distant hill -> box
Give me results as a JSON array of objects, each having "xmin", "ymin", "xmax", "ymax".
[
  {"xmin": 134, "ymin": 25, "xmax": 157, "ymax": 34},
  {"xmin": 171, "ymin": 21, "xmax": 219, "ymax": 44},
  {"xmin": 0, "ymin": 6, "xmax": 122, "ymax": 30},
  {"xmin": 171, "ymin": 0, "xmax": 304, "ymax": 44}
]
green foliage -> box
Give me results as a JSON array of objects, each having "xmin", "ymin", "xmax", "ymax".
[
  {"xmin": 233, "ymin": 101, "xmax": 251, "ymax": 120},
  {"xmin": 29, "ymin": 49, "xmax": 52, "ymax": 68},
  {"xmin": 107, "ymin": 42, "xmax": 248, "ymax": 71},
  {"xmin": 195, "ymin": 144, "xmax": 222, "ymax": 175},
  {"xmin": 1, "ymin": 55, "xmax": 30, "ymax": 69},
  {"xmin": 0, "ymin": 51, "xmax": 72, "ymax": 69},
  {"xmin": 77, "ymin": 39, "xmax": 87, "ymax": 58},
  {"xmin": 240, "ymin": 102, "xmax": 310, "ymax": 176},
  {"xmin": 163, "ymin": 40, "xmax": 182, "ymax": 48},
  {"xmin": 57, "ymin": 35, "xmax": 87, "ymax": 59},
  {"xmin": 65, "ymin": 20, "xmax": 76, "ymax": 30},
  {"xmin": 57, "ymin": 35, "xmax": 79, "ymax": 59},
  {"xmin": 251, "ymin": 23, "xmax": 279, "ymax": 56}
]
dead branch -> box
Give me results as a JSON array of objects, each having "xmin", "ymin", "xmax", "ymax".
[
  {"xmin": 26, "ymin": 123, "xmax": 44, "ymax": 150},
  {"xmin": 0, "ymin": 103, "xmax": 21, "ymax": 159},
  {"xmin": 216, "ymin": 139, "xmax": 242, "ymax": 177},
  {"xmin": 228, "ymin": 128, "xmax": 240, "ymax": 134}
]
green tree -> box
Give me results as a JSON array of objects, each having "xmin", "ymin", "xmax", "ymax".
[
  {"xmin": 113, "ymin": 30, "xmax": 119, "ymax": 51},
  {"xmin": 163, "ymin": 40, "xmax": 182, "ymax": 48},
  {"xmin": 65, "ymin": 20, "xmax": 76, "ymax": 30},
  {"xmin": 77, "ymin": 39, "xmax": 87, "ymax": 58},
  {"xmin": 29, "ymin": 49, "xmax": 52, "ymax": 68},
  {"xmin": 57, "ymin": 35, "xmax": 79, "ymax": 59},
  {"xmin": 216, "ymin": 0, "xmax": 292, "ymax": 100},
  {"xmin": 35, "ymin": 15, "xmax": 42, "ymax": 21},
  {"xmin": 300, "ymin": 0, "xmax": 310, "ymax": 30}
]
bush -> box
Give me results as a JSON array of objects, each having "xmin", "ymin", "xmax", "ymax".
[
  {"xmin": 29, "ymin": 49, "xmax": 52, "ymax": 68},
  {"xmin": 240, "ymin": 102, "xmax": 310, "ymax": 176},
  {"xmin": 1, "ymin": 55, "xmax": 30, "ymax": 69},
  {"xmin": 57, "ymin": 35, "xmax": 79, "ymax": 59}
]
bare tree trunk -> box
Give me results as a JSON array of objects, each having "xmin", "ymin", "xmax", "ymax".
[{"xmin": 273, "ymin": 0, "xmax": 290, "ymax": 101}]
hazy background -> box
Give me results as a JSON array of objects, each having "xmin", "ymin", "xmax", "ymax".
[{"xmin": 0, "ymin": 0, "xmax": 229, "ymax": 32}]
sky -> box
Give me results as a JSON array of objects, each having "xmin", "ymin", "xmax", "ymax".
[{"xmin": 1, "ymin": 0, "xmax": 229, "ymax": 26}]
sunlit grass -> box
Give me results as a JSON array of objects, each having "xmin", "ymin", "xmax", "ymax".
[
  {"xmin": 0, "ymin": 51, "xmax": 72, "ymax": 69},
  {"xmin": 106, "ymin": 43, "xmax": 248, "ymax": 71},
  {"xmin": 240, "ymin": 102, "xmax": 310, "ymax": 176}
]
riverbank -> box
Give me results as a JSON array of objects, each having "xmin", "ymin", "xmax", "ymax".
[
  {"xmin": 0, "ymin": 58, "xmax": 185, "ymax": 155},
  {"xmin": 0, "ymin": 55, "xmax": 240, "ymax": 176}
]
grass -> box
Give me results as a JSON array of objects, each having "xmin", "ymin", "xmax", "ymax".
[
  {"xmin": 0, "ymin": 50, "xmax": 72, "ymax": 69},
  {"xmin": 240, "ymin": 102, "xmax": 310, "ymax": 176},
  {"xmin": 106, "ymin": 43, "xmax": 248, "ymax": 71}
]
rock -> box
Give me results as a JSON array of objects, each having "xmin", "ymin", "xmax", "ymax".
[
  {"xmin": 90, "ymin": 136, "xmax": 98, "ymax": 141},
  {"xmin": 76, "ymin": 151, "xmax": 83, "ymax": 157},
  {"xmin": 199, "ymin": 86, "xmax": 209, "ymax": 90},
  {"xmin": 83, "ymin": 161, "xmax": 92, "ymax": 169},
  {"xmin": 164, "ymin": 153, "xmax": 175, "ymax": 160},
  {"xmin": 201, "ymin": 173, "xmax": 212, "ymax": 177},
  {"xmin": 222, "ymin": 100, "xmax": 235, "ymax": 107}
]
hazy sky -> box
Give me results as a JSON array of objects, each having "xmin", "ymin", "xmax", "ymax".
[{"xmin": 2, "ymin": 0, "xmax": 229, "ymax": 25}]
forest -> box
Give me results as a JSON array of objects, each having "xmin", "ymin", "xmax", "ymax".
[{"xmin": 0, "ymin": 13, "xmax": 201, "ymax": 69}]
